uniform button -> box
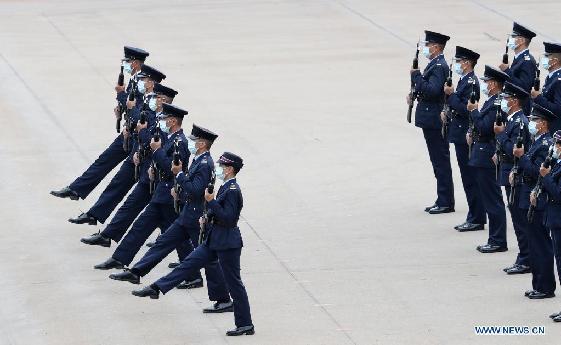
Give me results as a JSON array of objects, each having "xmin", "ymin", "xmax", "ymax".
[{"xmin": 425, "ymin": 107, "xmax": 429, "ymax": 111}]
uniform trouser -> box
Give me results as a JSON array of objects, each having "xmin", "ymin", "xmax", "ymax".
[
  {"xmin": 527, "ymin": 210, "xmax": 555, "ymax": 293},
  {"xmin": 87, "ymin": 160, "xmax": 136, "ymax": 224},
  {"xmin": 454, "ymin": 143, "xmax": 486, "ymax": 224},
  {"xmin": 112, "ymin": 202, "xmax": 178, "ymax": 266},
  {"xmin": 505, "ymin": 185, "xmax": 530, "ymax": 266},
  {"xmin": 132, "ymin": 219, "xmax": 202, "ymax": 282},
  {"xmin": 101, "ymin": 182, "xmax": 152, "ymax": 242},
  {"xmin": 69, "ymin": 134, "xmax": 128, "ymax": 199},
  {"xmin": 422, "ymin": 128, "xmax": 454, "ymax": 208},
  {"xmin": 474, "ymin": 167, "xmax": 507, "ymax": 247},
  {"xmin": 549, "ymin": 228, "xmax": 561, "ymax": 284},
  {"xmin": 155, "ymin": 246, "xmax": 253, "ymax": 328}
]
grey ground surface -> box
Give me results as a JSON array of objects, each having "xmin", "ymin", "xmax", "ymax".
[{"xmin": 1, "ymin": 0, "xmax": 561, "ymax": 344}]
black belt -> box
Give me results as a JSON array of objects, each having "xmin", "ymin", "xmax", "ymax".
[
  {"xmin": 475, "ymin": 139, "xmax": 493, "ymax": 144},
  {"xmin": 209, "ymin": 219, "xmax": 236, "ymax": 228},
  {"xmin": 551, "ymin": 199, "xmax": 561, "ymax": 205},
  {"xmin": 499, "ymin": 154, "xmax": 514, "ymax": 164},
  {"xmin": 523, "ymin": 175, "xmax": 537, "ymax": 186}
]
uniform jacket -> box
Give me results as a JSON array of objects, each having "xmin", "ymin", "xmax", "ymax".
[
  {"xmin": 116, "ymin": 72, "xmax": 143, "ymax": 107},
  {"xmin": 447, "ymin": 71, "xmax": 479, "ymax": 144},
  {"xmin": 534, "ymin": 68, "xmax": 561, "ymax": 133},
  {"xmin": 543, "ymin": 160, "xmax": 561, "ymax": 228},
  {"xmin": 496, "ymin": 110, "xmax": 531, "ymax": 186},
  {"xmin": 504, "ymin": 50, "xmax": 537, "ymax": 93},
  {"xmin": 518, "ymin": 133, "xmax": 553, "ymax": 210},
  {"xmin": 469, "ymin": 94, "xmax": 499, "ymax": 168},
  {"xmin": 205, "ymin": 178, "xmax": 244, "ymax": 251},
  {"xmin": 411, "ymin": 54, "xmax": 449, "ymax": 130}
]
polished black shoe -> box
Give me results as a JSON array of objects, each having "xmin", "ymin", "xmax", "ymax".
[
  {"xmin": 109, "ymin": 269, "xmax": 140, "ymax": 284},
  {"xmin": 503, "ymin": 264, "xmax": 517, "ymax": 273},
  {"xmin": 226, "ymin": 325, "xmax": 255, "ymax": 336},
  {"xmin": 50, "ymin": 186, "xmax": 79, "ymax": 200},
  {"xmin": 81, "ymin": 232, "xmax": 111, "ymax": 247},
  {"xmin": 145, "ymin": 241, "xmax": 155, "ymax": 248},
  {"xmin": 525, "ymin": 290, "xmax": 537, "ymax": 297},
  {"xmin": 506, "ymin": 264, "xmax": 530, "ymax": 275},
  {"xmin": 177, "ymin": 278, "xmax": 203, "ymax": 290},
  {"xmin": 168, "ymin": 262, "xmax": 180, "ymax": 269},
  {"xmin": 94, "ymin": 257, "xmax": 124, "ymax": 270},
  {"xmin": 554, "ymin": 314, "xmax": 561, "ymax": 322},
  {"xmin": 550, "ymin": 311, "xmax": 561, "ymax": 319},
  {"xmin": 476, "ymin": 244, "xmax": 508, "ymax": 253},
  {"xmin": 456, "ymin": 223, "xmax": 484, "ymax": 232},
  {"xmin": 424, "ymin": 204, "xmax": 437, "ymax": 212},
  {"xmin": 453, "ymin": 222, "xmax": 466, "ymax": 230},
  {"xmin": 428, "ymin": 206, "xmax": 455, "ymax": 214},
  {"xmin": 68, "ymin": 212, "xmax": 97, "ymax": 225},
  {"xmin": 132, "ymin": 286, "xmax": 159, "ymax": 299},
  {"xmin": 203, "ymin": 301, "xmax": 233, "ymax": 313},
  {"xmin": 528, "ymin": 291, "xmax": 555, "ymax": 299}
]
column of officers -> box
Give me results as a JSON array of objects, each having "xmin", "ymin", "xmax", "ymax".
[
  {"xmin": 50, "ymin": 46, "xmax": 255, "ymax": 336},
  {"xmin": 408, "ymin": 23, "xmax": 561, "ymax": 322}
]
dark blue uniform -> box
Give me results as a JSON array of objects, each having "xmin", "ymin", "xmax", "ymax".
[
  {"xmin": 69, "ymin": 74, "xmax": 143, "ymax": 199},
  {"xmin": 154, "ymin": 178, "xmax": 252, "ymax": 328},
  {"xmin": 100, "ymin": 117, "xmax": 161, "ymax": 242},
  {"xmin": 496, "ymin": 110, "xmax": 531, "ymax": 263},
  {"xmin": 534, "ymin": 69, "xmax": 561, "ymax": 133},
  {"xmin": 543, "ymin": 159, "xmax": 561, "ymax": 283},
  {"xmin": 519, "ymin": 133, "xmax": 554, "ymax": 293},
  {"xmin": 448, "ymin": 71, "xmax": 485, "ymax": 225},
  {"xmin": 469, "ymin": 94, "xmax": 507, "ymax": 246},
  {"xmin": 504, "ymin": 50, "xmax": 537, "ymax": 114},
  {"xmin": 111, "ymin": 129, "xmax": 190, "ymax": 266},
  {"xmin": 86, "ymin": 95, "xmax": 157, "ymax": 224},
  {"xmin": 411, "ymin": 54, "xmax": 454, "ymax": 208},
  {"xmin": 131, "ymin": 152, "xmax": 218, "ymax": 289}
]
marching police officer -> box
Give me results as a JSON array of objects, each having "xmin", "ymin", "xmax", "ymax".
[
  {"xmin": 93, "ymin": 104, "xmax": 190, "ymax": 271},
  {"xmin": 514, "ymin": 105, "xmax": 556, "ymax": 298},
  {"xmin": 50, "ymin": 46, "xmax": 148, "ymax": 201},
  {"xmin": 131, "ymin": 152, "xmax": 255, "ymax": 337},
  {"xmin": 444, "ymin": 46, "xmax": 485, "ymax": 231},
  {"xmin": 531, "ymin": 42, "xmax": 561, "ymax": 134},
  {"xmin": 409, "ymin": 30, "xmax": 455, "ymax": 214},
  {"xmin": 466, "ymin": 66, "xmax": 508, "ymax": 248},
  {"xmin": 80, "ymin": 84, "xmax": 178, "ymax": 247},
  {"xmin": 498, "ymin": 22, "xmax": 537, "ymax": 115},
  {"xmin": 67, "ymin": 64, "xmax": 165, "ymax": 226},
  {"xmin": 540, "ymin": 131, "xmax": 561, "ymax": 320}
]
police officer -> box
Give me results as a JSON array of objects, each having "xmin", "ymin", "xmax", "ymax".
[
  {"xmin": 131, "ymin": 152, "xmax": 255, "ymax": 337},
  {"xmin": 540, "ymin": 131, "xmax": 561, "ymax": 320},
  {"xmin": 515, "ymin": 105, "xmax": 556, "ymax": 298},
  {"xmin": 531, "ymin": 42, "xmax": 561, "ymax": 134},
  {"xmin": 444, "ymin": 46, "xmax": 485, "ymax": 231},
  {"xmin": 93, "ymin": 104, "xmax": 190, "ymax": 271},
  {"xmin": 466, "ymin": 66, "xmax": 508, "ymax": 250},
  {"xmin": 409, "ymin": 30, "xmax": 454, "ymax": 214},
  {"xmin": 67, "ymin": 64, "xmax": 165, "ymax": 225},
  {"xmin": 108, "ymin": 125, "xmax": 221, "ymax": 292},
  {"xmin": 484, "ymin": 83, "xmax": 531, "ymax": 262},
  {"xmin": 50, "ymin": 46, "xmax": 148, "ymax": 201},
  {"xmin": 498, "ymin": 22, "xmax": 537, "ymax": 115},
  {"xmin": 80, "ymin": 84, "xmax": 178, "ymax": 247}
]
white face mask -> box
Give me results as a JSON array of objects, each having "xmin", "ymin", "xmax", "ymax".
[
  {"xmin": 528, "ymin": 121, "xmax": 538, "ymax": 136},
  {"xmin": 214, "ymin": 164, "xmax": 225, "ymax": 181},
  {"xmin": 187, "ymin": 138, "xmax": 197, "ymax": 154},
  {"xmin": 453, "ymin": 62, "xmax": 463, "ymax": 76},
  {"xmin": 500, "ymin": 98, "xmax": 511, "ymax": 113},
  {"xmin": 553, "ymin": 147, "xmax": 561, "ymax": 160},
  {"xmin": 507, "ymin": 36, "xmax": 518, "ymax": 50},
  {"xmin": 159, "ymin": 119, "xmax": 169, "ymax": 134},
  {"xmin": 422, "ymin": 45, "xmax": 432, "ymax": 59},
  {"xmin": 480, "ymin": 82, "xmax": 489, "ymax": 96},
  {"xmin": 541, "ymin": 56, "xmax": 550, "ymax": 70},
  {"xmin": 149, "ymin": 97, "xmax": 157, "ymax": 111},
  {"xmin": 137, "ymin": 80, "xmax": 146, "ymax": 94},
  {"xmin": 122, "ymin": 61, "xmax": 132, "ymax": 74}
]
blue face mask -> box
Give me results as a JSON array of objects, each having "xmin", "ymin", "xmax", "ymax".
[
  {"xmin": 500, "ymin": 99, "xmax": 511, "ymax": 113},
  {"xmin": 453, "ymin": 62, "xmax": 463, "ymax": 76},
  {"xmin": 215, "ymin": 164, "xmax": 225, "ymax": 181},
  {"xmin": 422, "ymin": 45, "xmax": 431, "ymax": 59},
  {"xmin": 480, "ymin": 82, "xmax": 489, "ymax": 96},
  {"xmin": 159, "ymin": 119, "xmax": 169, "ymax": 134},
  {"xmin": 528, "ymin": 121, "xmax": 538, "ymax": 136},
  {"xmin": 187, "ymin": 138, "xmax": 197, "ymax": 154},
  {"xmin": 507, "ymin": 36, "xmax": 518, "ymax": 50},
  {"xmin": 541, "ymin": 56, "xmax": 550, "ymax": 70},
  {"xmin": 137, "ymin": 80, "xmax": 146, "ymax": 94},
  {"xmin": 149, "ymin": 97, "xmax": 157, "ymax": 111},
  {"xmin": 122, "ymin": 61, "xmax": 132, "ymax": 74}
]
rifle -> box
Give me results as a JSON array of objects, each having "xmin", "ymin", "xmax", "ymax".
[
  {"xmin": 149, "ymin": 122, "xmax": 161, "ymax": 195},
  {"xmin": 134, "ymin": 111, "xmax": 147, "ymax": 182},
  {"xmin": 441, "ymin": 64, "xmax": 453, "ymax": 139},
  {"xmin": 468, "ymin": 82, "xmax": 477, "ymax": 159},
  {"xmin": 502, "ymin": 38, "xmax": 509, "ymax": 65},
  {"xmin": 116, "ymin": 65, "xmax": 125, "ymax": 133},
  {"xmin": 527, "ymin": 145, "xmax": 554, "ymax": 223},
  {"xmin": 509, "ymin": 121, "xmax": 524, "ymax": 206},
  {"xmin": 534, "ymin": 64, "xmax": 541, "ymax": 91},
  {"xmin": 407, "ymin": 41, "xmax": 420, "ymax": 123},
  {"xmin": 494, "ymin": 95, "xmax": 504, "ymax": 180},
  {"xmin": 172, "ymin": 138, "xmax": 182, "ymax": 214},
  {"xmin": 123, "ymin": 80, "xmax": 137, "ymax": 152},
  {"xmin": 199, "ymin": 171, "xmax": 217, "ymax": 245}
]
